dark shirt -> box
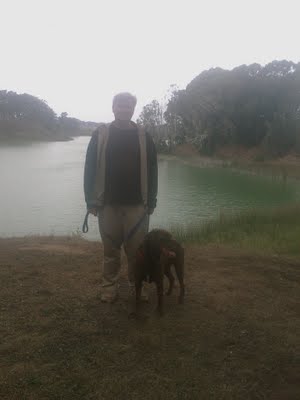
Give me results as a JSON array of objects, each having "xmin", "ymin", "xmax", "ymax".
[
  {"xmin": 84, "ymin": 122, "xmax": 158, "ymax": 209},
  {"xmin": 104, "ymin": 125, "xmax": 142, "ymax": 205}
]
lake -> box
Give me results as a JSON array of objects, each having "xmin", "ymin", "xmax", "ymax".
[{"xmin": 1, "ymin": 136, "xmax": 299, "ymax": 240}]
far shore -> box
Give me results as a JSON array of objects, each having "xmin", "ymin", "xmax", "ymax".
[
  {"xmin": 0, "ymin": 132, "xmax": 93, "ymax": 144},
  {"xmin": 159, "ymin": 143, "xmax": 300, "ymax": 180}
]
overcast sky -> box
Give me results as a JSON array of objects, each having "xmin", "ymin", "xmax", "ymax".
[{"xmin": 1, "ymin": 0, "xmax": 299, "ymax": 122}]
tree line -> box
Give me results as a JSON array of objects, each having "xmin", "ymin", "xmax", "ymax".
[
  {"xmin": 0, "ymin": 90, "xmax": 98, "ymax": 141},
  {"xmin": 138, "ymin": 60, "xmax": 300, "ymax": 157}
]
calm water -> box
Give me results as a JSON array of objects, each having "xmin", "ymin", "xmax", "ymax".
[{"xmin": 1, "ymin": 137, "xmax": 299, "ymax": 240}]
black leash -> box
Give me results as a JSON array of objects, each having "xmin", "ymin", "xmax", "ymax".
[
  {"xmin": 124, "ymin": 211, "xmax": 147, "ymax": 242},
  {"xmin": 82, "ymin": 211, "xmax": 90, "ymax": 233}
]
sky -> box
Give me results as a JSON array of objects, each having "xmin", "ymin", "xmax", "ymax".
[{"xmin": 1, "ymin": 0, "xmax": 299, "ymax": 122}]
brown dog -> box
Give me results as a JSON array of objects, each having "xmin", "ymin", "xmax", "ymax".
[{"xmin": 134, "ymin": 229, "xmax": 185, "ymax": 316}]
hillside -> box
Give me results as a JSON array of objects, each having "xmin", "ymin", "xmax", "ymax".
[{"xmin": 0, "ymin": 90, "xmax": 98, "ymax": 142}]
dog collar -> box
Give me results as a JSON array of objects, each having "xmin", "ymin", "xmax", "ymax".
[{"xmin": 161, "ymin": 247, "xmax": 176, "ymax": 258}]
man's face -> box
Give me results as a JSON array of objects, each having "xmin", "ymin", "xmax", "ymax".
[{"xmin": 113, "ymin": 100, "xmax": 135, "ymax": 121}]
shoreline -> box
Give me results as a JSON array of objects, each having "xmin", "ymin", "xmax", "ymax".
[
  {"xmin": 2, "ymin": 203, "xmax": 300, "ymax": 256},
  {"xmin": 158, "ymin": 149, "xmax": 300, "ymax": 180},
  {"xmin": 0, "ymin": 133, "xmax": 93, "ymax": 144}
]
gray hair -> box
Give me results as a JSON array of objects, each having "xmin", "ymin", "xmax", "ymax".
[{"xmin": 112, "ymin": 92, "xmax": 137, "ymax": 107}]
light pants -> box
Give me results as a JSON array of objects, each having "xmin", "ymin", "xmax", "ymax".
[{"xmin": 98, "ymin": 204, "xmax": 149, "ymax": 295}]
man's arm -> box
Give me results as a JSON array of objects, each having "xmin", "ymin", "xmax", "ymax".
[
  {"xmin": 146, "ymin": 132, "xmax": 158, "ymax": 213},
  {"xmin": 84, "ymin": 131, "xmax": 98, "ymax": 211}
]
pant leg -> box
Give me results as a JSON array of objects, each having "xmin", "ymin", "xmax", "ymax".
[
  {"xmin": 98, "ymin": 205, "xmax": 123, "ymax": 292},
  {"xmin": 122, "ymin": 205, "xmax": 150, "ymax": 285}
]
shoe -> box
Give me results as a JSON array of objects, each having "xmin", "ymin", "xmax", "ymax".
[
  {"xmin": 100, "ymin": 288, "xmax": 118, "ymax": 303},
  {"xmin": 128, "ymin": 284, "xmax": 135, "ymax": 298}
]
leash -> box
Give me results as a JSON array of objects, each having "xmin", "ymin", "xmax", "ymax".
[
  {"xmin": 124, "ymin": 211, "xmax": 147, "ymax": 242},
  {"xmin": 82, "ymin": 210, "xmax": 147, "ymax": 244},
  {"xmin": 82, "ymin": 211, "xmax": 90, "ymax": 233},
  {"xmin": 82, "ymin": 211, "xmax": 121, "ymax": 247}
]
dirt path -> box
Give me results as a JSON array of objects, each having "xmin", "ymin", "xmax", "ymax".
[{"xmin": 1, "ymin": 236, "xmax": 299, "ymax": 399}]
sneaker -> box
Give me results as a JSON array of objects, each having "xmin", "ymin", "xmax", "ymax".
[
  {"xmin": 128, "ymin": 284, "xmax": 135, "ymax": 298},
  {"xmin": 100, "ymin": 289, "xmax": 118, "ymax": 303}
]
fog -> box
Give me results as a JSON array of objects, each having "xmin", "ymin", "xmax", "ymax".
[{"xmin": 1, "ymin": 0, "xmax": 299, "ymax": 121}]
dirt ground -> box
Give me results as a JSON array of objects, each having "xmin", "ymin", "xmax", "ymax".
[{"xmin": 0, "ymin": 236, "xmax": 299, "ymax": 400}]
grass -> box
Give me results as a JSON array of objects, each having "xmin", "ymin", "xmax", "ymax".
[
  {"xmin": 171, "ymin": 204, "xmax": 300, "ymax": 255},
  {"xmin": 1, "ymin": 207, "xmax": 300, "ymax": 399}
]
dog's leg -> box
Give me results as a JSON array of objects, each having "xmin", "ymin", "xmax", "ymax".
[
  {"xmin": 156, "ymin": 274, "xmax": 164, "ymax": 316},
  {"xmin": 164, "ymin": 265, "xmax": 175, "ymax": 296},
  {"xmin": 135, "ymin": 280, "xmax": 142, "ymax": 315},
  {"xmin": 174, "ymin": 249, "xmax": 185, "ymax": 304}
]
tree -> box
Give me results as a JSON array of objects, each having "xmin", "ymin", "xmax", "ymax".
[
  {"xmin": 164, "ymin": 60, "xmax": 300, "ymax": 156},
  {"xmin": 0, "ymin": 91, "xmax": 98, "ymax": 141},
  {"xmin": 60, "ymin": 112, "xmax": 68, "ymax": 119},
  {"xmin": 137, "ymin": 99, "xmax": 170, "ymax": 152},
  {"xmin": 137, "ymin": 100, "xmax": 163, "ymax": 130}
]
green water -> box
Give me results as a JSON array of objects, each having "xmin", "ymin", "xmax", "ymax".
[
  {"xmin": 156, "ymin": 159, "xmax": 300, "ymax": 229},
  {"xmin": 0, "ymin": 137, "xmax": 299, "ymax": 240}
]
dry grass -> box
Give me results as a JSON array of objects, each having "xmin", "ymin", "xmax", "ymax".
[
  {"xmin": 0, "ymin": 236, "xmax": 299, "ymax": 399},
  {"xmin": 171, "ymin": 204, "xmax": 300, "ymax": 256}
]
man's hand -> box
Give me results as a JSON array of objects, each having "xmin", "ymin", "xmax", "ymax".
[
  {"xmin": 147, "ymin": 207, "xmax": 154, "ymax": 215},
  {"xmin": 88, "ymin": 207, "xmax": 98, "ymax": 216}
]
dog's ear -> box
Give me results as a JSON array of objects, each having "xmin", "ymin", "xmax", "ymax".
[{"xmin": 161, "ymin": 247, "xmax": 167, "ymax": 256}]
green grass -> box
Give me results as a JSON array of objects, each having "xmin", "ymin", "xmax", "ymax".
[{"xmin": 171, "ymin": 204, "xmax": 300, "ymax": 255}]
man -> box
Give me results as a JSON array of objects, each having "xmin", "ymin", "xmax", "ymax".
[{"xmin": 84, "ymin": 92, "xmax": 158, "ymax": 303}]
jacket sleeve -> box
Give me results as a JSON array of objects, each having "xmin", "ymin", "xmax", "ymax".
[
  {"xmin": 146, "ymin": 132, "xmax": 158, "ymax": 209},
  {"xmin": 83, "ymin": 131, "xmax": 98, "ymax": 208}
]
